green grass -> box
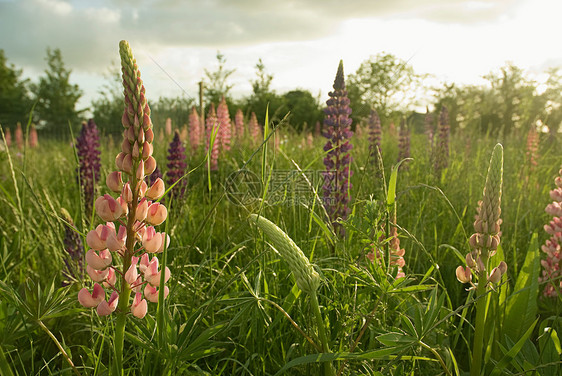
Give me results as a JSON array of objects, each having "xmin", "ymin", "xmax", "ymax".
[{"xmin": 0, "ymin": 123, "xmax": 561, "ymax": 375}]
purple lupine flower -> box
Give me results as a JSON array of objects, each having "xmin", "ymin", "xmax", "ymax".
[
  {"xmin": 434, "ymin": 106, "xmax": 450, "ymax": 175},
  {"xmin": 540, "ymin": 167, "xmax": 562, "ymax": 297},
  {"xmin": 61, "ymin": 208, "xmax": 84, "ymax": 286},
  {"xmin": 322, "ymin": 60, "xmax": 353, "ymax": 235},
  {"xmin": 76, "ymin": 119, "xmax": 101, "ymax": 210},
  {"xmin": 368, "ymin": 109, "xmax": 382, "ymax": 164},
  {"xmin": 397, "ymin": 118, "xmax": 410, "ymax": 170},
  {"xmin": 166, "ymin": 130, "xmax": 187, "ymax": 198}
]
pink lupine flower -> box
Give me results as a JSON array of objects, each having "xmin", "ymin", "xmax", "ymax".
[
  {"xmin": 86, "ymin": 249, "xmax": 112, "ymax": 270},
  {"xmin": 78, "ymin": 283, "xmax": 105, "ymax": 308},
  {"xmin": 131, "ymin": 293, "xmax": 148, "ymax": 319},
  {"xmin": 95, "ymin": 194, "xmax": 123, "ymax": 222},
  {"xmin": 15, "ymin": 122, "xmax": 23, "ymax": 150},
  {"xmin": 234, "ymin": 108, "xmax": 244, "ymax": 140},
  {"xmin": 78, "ymin": 41, "xmax": 172, "ymax": 330},
  {"xmin": 540, "ymin": 167, "xmax": 562, "ymax": 297},
  {"xmin": 456, "ymin": 266, "xmax": 472, "ymax": 284},
  {"xmin": 217, "ymin": 96, "xmax": 232, "ymax": 152},
  {"xmin": 249, "ymin": 112, "xmax": 261, "ymax": 144},
  {"xmin": 525, "ymin": 125, "xmax": 539, "ymax": 170},
  {"xmin": 165, "ymin": 117, "xmax": 173, "ymax": 136},
  {"xmin": 206, "ymin": 104, "xmax": 220, "ymax": 171},
  {"xmin": 144, "ymin": 284, "xmax": 169, "ymax": 303},
  {"xmin": 97, "ymin": 291, "xmax": 119, "ymax": 316},
  {"xmin": 189, "ymin": 106, "xmax": 202, "ymax": 153},
  {"xmin": 29, "ymin": 124, "xmax": 38, "ymax": 148},
  {"xmin": 5, "ymin": 128, "xmax": 11, "ymax": 147}
]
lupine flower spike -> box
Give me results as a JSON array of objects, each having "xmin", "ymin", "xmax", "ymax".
[
  {"xmin": 29, "ymin": 124, "xmax": 38, "ymax": 148},
  {"xmin": 434, "ymin": 106, "xmax": 450, "ymax": 175},
  {"xmin": 526, "ymin": 125, "xmax": 539, "ymax": 171},
  {"xmin": 76, "ymin": 119, "xmax": 102, "ymax": 210},
  {"xmin": 165, "ymin": 117, "xmax": 172, "ymax": 136},
  {"xmin": 322, "ymin": 60, "xmax": 353, "ymax": 236},
  {"xmin": 61, "ymin": 208, "xmax": 84, "ymax": 286},
  {"xmin": 167, "ymin": 130, "xmax": 187, "ymax": 199},
  {"xmin": 425, "ymin": 106, "xmax": 434, "ymax": 152},
  {"xmin": 367, "ymin": 109, "xmax": 382, "ymax": 165},
  {"xmin": 397, "ymin": 118, "xmax": 410, "ymax": 170},
  {"xmin": 539, "ymin": 166, "xmax": 562, "ymax": 297},
  {"xmin": 206, "ymin": 103, "xmax": 220, "ymax": 171},
  {"xmin": 217, "ymin": 96, "xmax": 232, "ymax": 152},
  {"xmin": 15, "ymin": 122, "xmax": 23, "ymax": 150},
  {"xmin": 234, "ymin": 108, "xmax": 245, "ymax": 141},
  {"xmin": 249, "ymin": 112, "xmax": 261, "ymax": 144},
  {"xmin": 79, "ymin": 41, "xmax": 171, "ymax": 372},
  {"xmin": 5, "ymin": 127, "xmax": 11, "ymax": 147},
  {"xmin": 189, "ymin": 106, "xmax": 201, "ymax": 153}
]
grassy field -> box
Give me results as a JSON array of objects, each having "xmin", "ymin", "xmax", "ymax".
[{"xmin": 0, "ymin": 121, "xmax": 561, "ymax": 375}]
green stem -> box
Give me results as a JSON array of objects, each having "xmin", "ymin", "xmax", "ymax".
[
  {"xmin": 37, "ymin": 320, "xmax": 82, "ymax": 376},
  {"xmin": 310, "ymin": 291, "xmax": 335, "ymax": 376},
  {"xmin": 471, "ymin": 273, "xmax": 488, "ymax": 376}
]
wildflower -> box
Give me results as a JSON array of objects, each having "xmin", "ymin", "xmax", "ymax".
[
  {"xmin": 15, "ymin": 122, "xmax": 23, "ymax": 150},
  {"xmin": 540, "ymin": 166, "xmax": 562, "ymax": 297},
  {"xmin": 5, "ymin": 127, "xmax": 11, "ymax": 147},
  {"xmin": 166, "ymin": 130, "xmax": 187, "ymax": 198},
  {"xmin": 76, "ymin": 119, "xmax": 101, "ymax": 210},
  {"xmin": 368, "ymin": 109, "xmax": 382, "ymax": 165},
  {"xmin": 78, "ymin": 41, "xmax": 171, "ymax": 325},
  {"xmin": 217, "ymin": 96, "xmax": 232, "ymax": 152},
  {"xmin": 397, "ymin": 118, "xmax": 410, "ymax": 170},
  {"xmin": 189, "ymin": 106, "xmax": 202, "ymax": 153},
  {"xmin": 322, "ymin": 60, "xmax": 353, "ymax": 235},
  {"xmin": 61, "ymin": 208, "xmax": 84, "ymax": 286},
  {"xmin": 249, "ymin": 112, "xmax": 261, "ymax": 144},
  {"xmin": 425, "ymin": 106, "xmax": 434, "ymax": 152},
  {"xmin": 457, "ymin": 144, "xmax": 505, "ymax": 288},
  {"xmin": 29, "ymin": 124, "xmax": 38, "ymax": 148},
  {"xmin": 234, "ymin": 108, "xmax": 245, "ymax": 140},
  {"xmin": 526, "ymin": 125, "xmax": 539, "ymax": 171},
  {"xmin": 165, "ymin": 117, "xmax": 172, "ymax": 136},
  {"xmin": 434, "ymin": 106, "xmax": 450, "ymax": 175},
  {"xmin": 205, "ymin": 104, "xmax": 220, "ymax": 171}
]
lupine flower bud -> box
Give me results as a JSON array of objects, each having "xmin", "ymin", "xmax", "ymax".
[
  {"xmin": 97, "ymin": 291, "xmax": 119, "ymax": 316},
  {"xmin": 206, "ymin": 104, "xmax": 220, "ymax": 171},
  {"xmin": 322, "ymin": 60, "xmax": 353, "ymax": 236},
  {"xmin": 29, "ymin": 124, "xmax": 38, "ymax": 148},
  {"xmin": 103, "ymin": 268, "xmax": 116, "ymax": 288},
  {"xmin": 250, "ymin": 214, "xmax": 320, "ymax": 294},
  {"xmin": 488, "ymin": 267, "xmax": 502, "ymax": 284},
  {"xmin": 15, "ymin": 122, "xmax": 23, "ymax": 150},
  {"xmin": 145, "ymin": 156, "xmax": 157, "ymax": 175},
  {"xmin": 86, "ymin": 224, "xmax": 113, "ymax": 251},
  {"xmin": 78, "ymin": 283, "xmax": 105, "ymax": 308},
  {"xmin": 144, "ymin": 258, "xmax": 171, "ymax": 287},
  {"xmin": 122, "ymin": 153, "xmax": 133, "ymax": 175},
  {"xmin": 136, "ymin": 198, "xmax": 149, "ymax": 222},
  {"xmin": 5, "ymin": 128, "xmax": 11, "ymax": 147}
]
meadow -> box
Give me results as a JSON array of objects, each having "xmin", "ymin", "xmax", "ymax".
[{"xmin": 0, "ymin": 48, "xmax": 561, "ymax": 375}]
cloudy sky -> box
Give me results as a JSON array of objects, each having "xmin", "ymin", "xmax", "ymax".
[{"xmin": 1, "ymin": 0, "xmax": 561, "ymax": 112}]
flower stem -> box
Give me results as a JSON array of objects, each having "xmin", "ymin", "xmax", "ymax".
[
  {"xmin": 310, "ymin": 291, "xmax": 335, "ymax": 376},
  {"xmin": 470, "ymin": 274, "xmax": 488, "ymax": 376}
]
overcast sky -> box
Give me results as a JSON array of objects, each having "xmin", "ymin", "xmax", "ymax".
[{"xmin": 1, "ymin": 0, "xmax": 561, "ymax": 112}]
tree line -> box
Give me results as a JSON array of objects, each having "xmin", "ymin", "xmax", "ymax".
[{"xmin": 1, "ymin": 48, "xmax": 561, "ymax": 138}]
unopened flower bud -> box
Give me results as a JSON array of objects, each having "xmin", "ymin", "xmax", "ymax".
[
  {"xmin": 466, "ymin": 253, "xmax": 476, "ymax": 269},
  {"xmin": 116, "ymin": 196, "xmax": 129, "ymax": 216},
  {"xmin": 136, "ymin": 159, "xmax": 145, "ymax": 180},
  {"xmin": 137, "ymin": 180, "xmax": 148, "ymax": 198},
  {"xmin": 498, "ymin": 260, "xmax": 508, "ymax": 275},
  {"xmin": 122, "ymin": 182, "xmax": 133, "ymax": 203},
  {"xmin": 103, "ymin": 268, "xmax": 116, "ymax": 288},
  {"xmin": 115, "ymin": 152, "xmax": 126, "ymax": 170},
  {"xmin": 121, "ymin": 138, "xmax": 131, "ymax": 154},
  {"xmin": 145, "ymin": 128, "xmax": 154, "ymax": 143},
  {"xmin": 122, "ymin": 153, "xmax": 133, "ymax": 175},
  {"xmin": 142, "ymin": 141, "xmax": 153, "ymax": 160},
  {"xmin": 145, "ymin": 156, "xmax": 157, "ymax": 175},
  {"xmin": 136, "ymin": 198, "xmax": 149, "ymax": 222},
  {"xmin": 132, "ymin": 141, "xmax": 140, "ymax": 158}
]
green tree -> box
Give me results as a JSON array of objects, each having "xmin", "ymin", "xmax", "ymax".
[
  {"xmin": 92, "ymin": 64, "xmax": 123, "ymax": 135},
  {"xmin": 347, "ymin": 53, "xmax": 424, "ymax": 124},
  {"xmin": 31, "ymin": 48, "xmax": 83, "ymax": 134},
  {"xmin": 245, "ymin": 58, "xmax": 284, "ymax": 126},
  {"xmin": 0, "ymin": 50, "xmax": 31, "ymax": 128},
  {"xmin": 203, "ymin": 51, "xmax": 235, "ymax": 108},
  {"xmin": 281, "ymin": 90, "xmax": 322, "ymax": 133}
]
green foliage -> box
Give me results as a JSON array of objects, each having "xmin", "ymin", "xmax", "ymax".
[
  {"xmin": 347, "ymin": 52, "xmax": 425, "ymax": 124},
  {"xmin": 0, "ymin": 50, "xmax": 31, "ymax": 129},
  {"xmin": 203, "ymin": 51, "xmax": 235, "ymax": 107},
  {"xmin": 281, "ymin": 89, "xmax": 323, "ymax": 132},
  {"xmin": 91, "ymin": 65, "xmax": 123, "ymax": 135},
  {"xmin": 31, "ymin": 48, "xmax": 84, "ymax": 135}
]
